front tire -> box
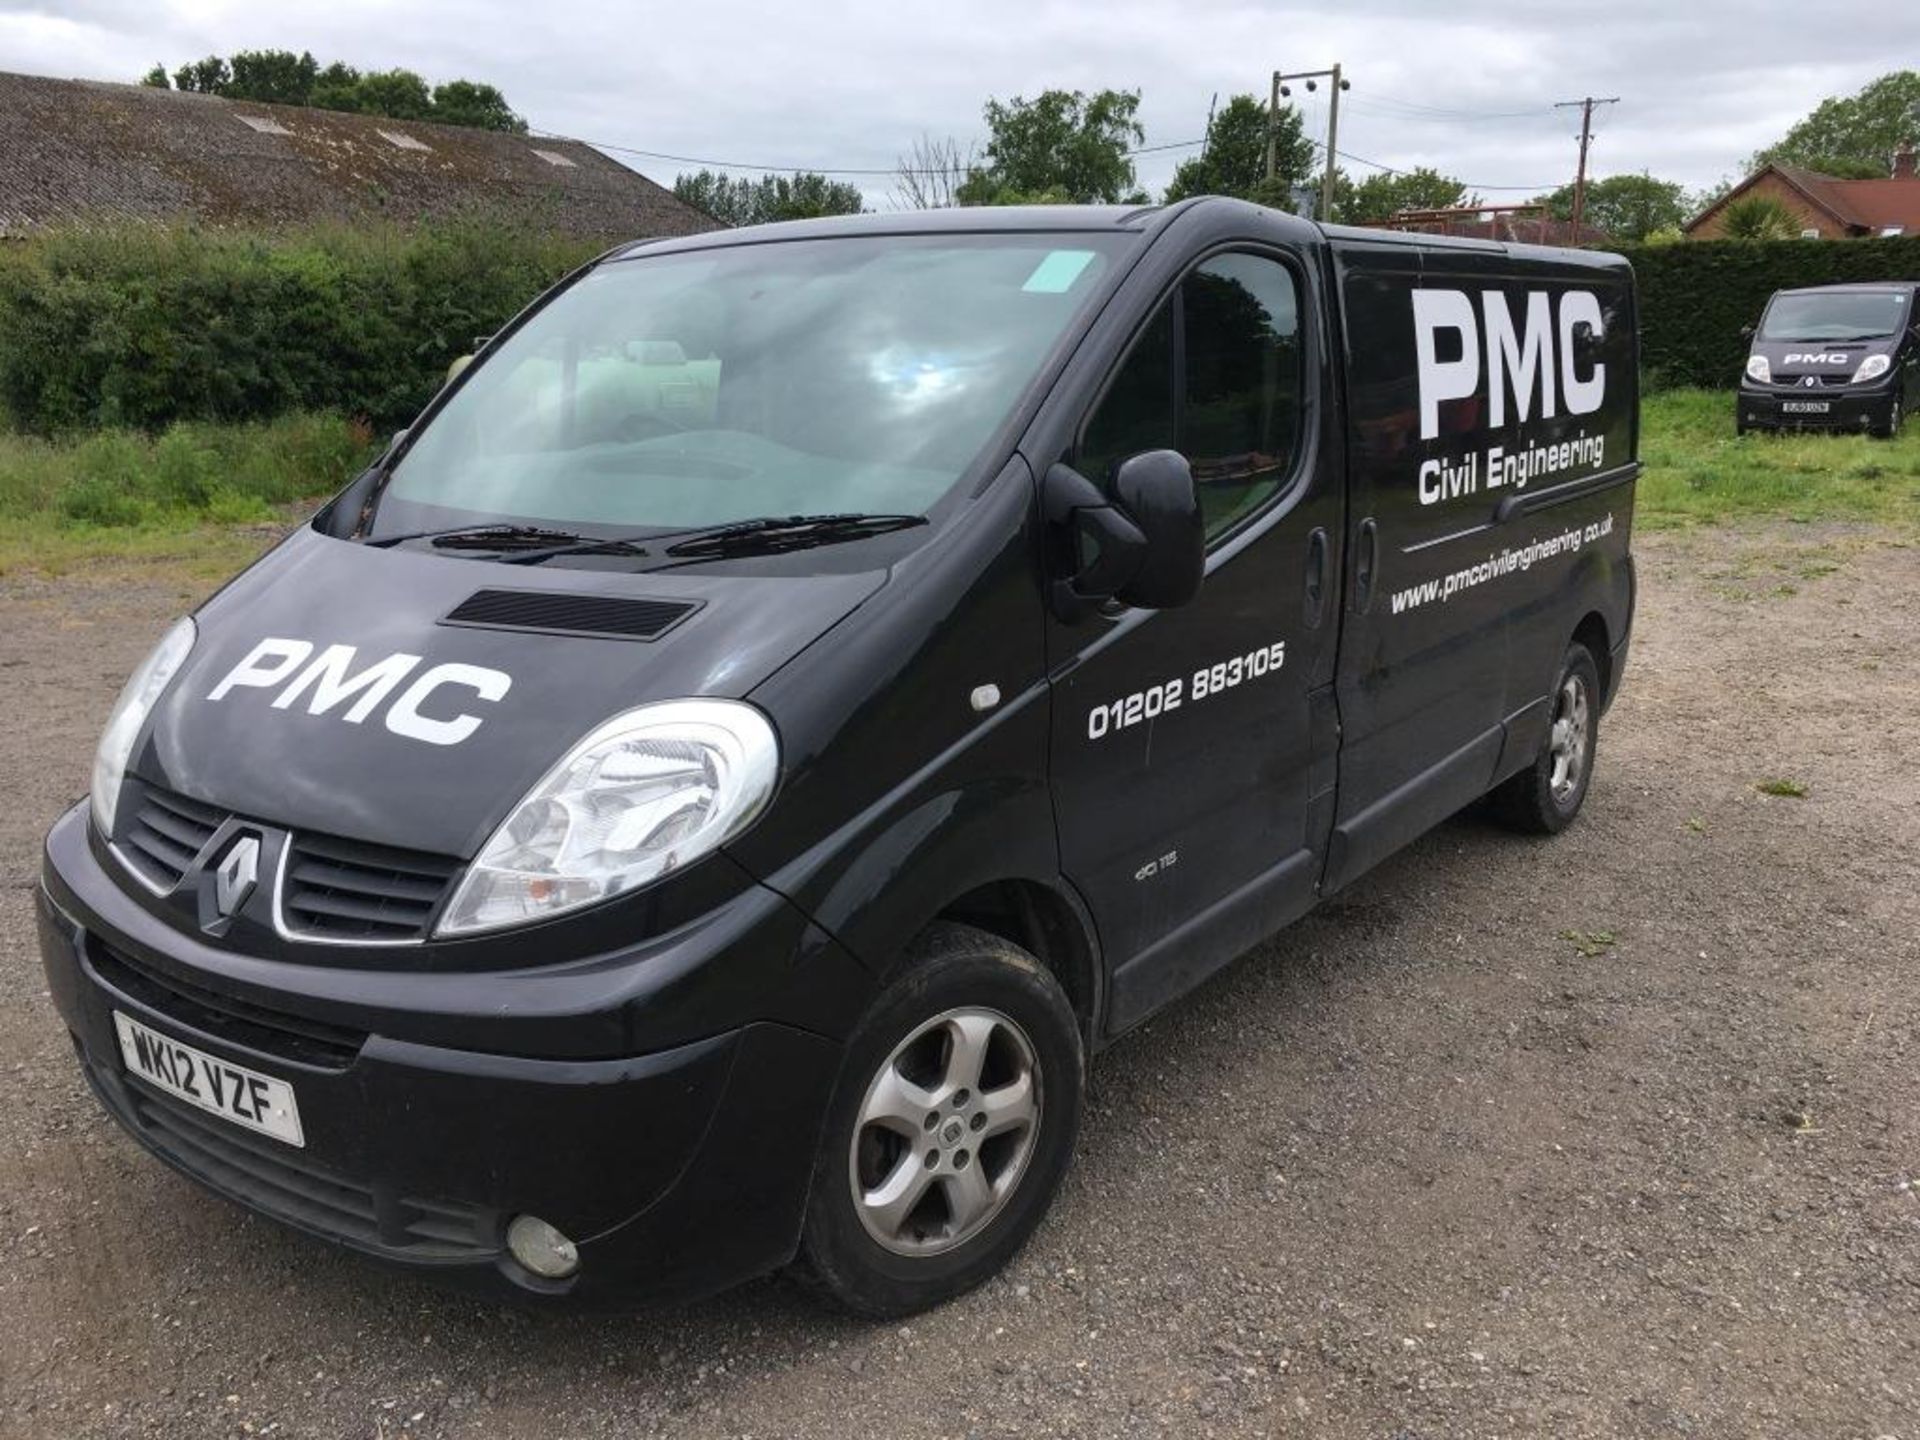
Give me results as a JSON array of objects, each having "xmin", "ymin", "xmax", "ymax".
[
  {"xmin": 1489, "ymin": 643, "xmax": 1601, "ymax": 835},
  {"xmin": 1871, "ymin": 390, "xmax": 1903, "ymax": 440},
  {"xmin": 795, "ymin": 923, "xmax": 1083, "ymax": 1317}
]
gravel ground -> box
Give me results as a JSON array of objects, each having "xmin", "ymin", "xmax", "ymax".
[{"xmin": 1, "ymin": 522, "xmax": 1915, "ymax": 1440}]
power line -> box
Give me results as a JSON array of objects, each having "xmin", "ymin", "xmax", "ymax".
[
  {"xmin": 1308, "ymin": 138, "xmax": 1557, "ymax": 193},
  {"xmin": 539, "ymin": 113, "xmax": 1560, "ymax": 195},
  {"xmin": 1342, "ymin": 96, "xmax": 1559, "ymax": 124},
  {"xmin": 535, "ymin": 128, "xmax": 1207, "ymax": 178}
]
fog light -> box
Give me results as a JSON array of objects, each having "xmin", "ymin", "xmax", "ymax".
[{"xmin": 506, "ymin": 1214, "xmax": 579, "ymax": 1279}]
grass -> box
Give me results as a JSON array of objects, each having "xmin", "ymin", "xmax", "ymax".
[
  {"xmin": 0, "ymin": 386, "xmax": 1915, "ymax": 579},
  {"xmin": 1638, "ymin": 388, "xmax": 1920, "ymax": 531},
  {"xmin": 0, "ymin": 413, "xmax": 378, "ymax": 577},
  {"xmin": 1558, "ymin": 929, "xmax": 1618, "ymax": 958},
  {"xmin": 1755, "ymin": 778, "xmax": 1810, "ymax": 798}
]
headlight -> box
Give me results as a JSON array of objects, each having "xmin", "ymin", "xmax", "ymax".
[
  {"xmin": 436, "ymin": 699, "xmax": 779, "ymax": 936},
  {"xmin": 1852, "ymin": 354, "xmax": 1890, "ymax": 384},
  {"xmin": 90, "ymin": 617, "xmax": 196, "ymax": 838},
  {"xmin": 1745, "ymin": 355, "xmax": 1771, "ymax": 383}
]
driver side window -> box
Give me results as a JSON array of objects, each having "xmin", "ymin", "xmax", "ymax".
[{"xmin": 1077, "ymin": 251, "xmax": 1305, "ymax": 543}]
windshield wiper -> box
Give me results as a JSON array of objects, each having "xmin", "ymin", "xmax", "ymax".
[
  {"xmin": 362, "ymin": 523, "xmax": 586, "ymax": 552},
  {"xmin": 661, "ymin": 513, "xmax": 928, "ymax": 559}
]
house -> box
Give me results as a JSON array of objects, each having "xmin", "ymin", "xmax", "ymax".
[
  {"xmin": 0, "ymin": 70, "xmax": 718, "ymax": 241},
  {"xmin": 1685, "ymin": 145, "xmax": 1920, "ymax": 239}
]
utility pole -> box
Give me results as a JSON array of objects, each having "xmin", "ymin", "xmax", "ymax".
[
  {"xmin": 1265, "ymin": 73, "xmax": 1282, "ymax": 181},
  {"xmin": 1322, "ymin": 63, "xmax": 1344, "ymax": 223},
  {"xmin": 1555, "ymin": 95, "xmax": 1618, "ymax": 236},
  {"xmin": 1271, "ymin": 65, "xmax": 1351, "ymax": 217}
]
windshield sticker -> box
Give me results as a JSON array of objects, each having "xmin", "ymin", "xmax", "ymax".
[{"xmin": 1022, "ymin": 250, "xmax": 1097, "ymax": 295}]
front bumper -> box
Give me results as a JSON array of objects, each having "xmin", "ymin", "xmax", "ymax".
[
  {"xmin": 1738, "ymin": 382, "xmax": 1897, "ymax": 432},
  {"xmin": 38, "ymin": 802, "xmax": 864, "ymax": 1307}
]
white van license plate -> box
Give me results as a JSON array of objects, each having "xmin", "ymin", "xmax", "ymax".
[
  {"xmin": 113, "ymin": 1011, "xmax": 305, "ymax": 1147},
  {"xmin": 1781, "ymin": 401, "xmax": 1830, "ymax": 413}
]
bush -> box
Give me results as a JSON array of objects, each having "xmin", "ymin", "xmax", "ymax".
[
  {"xmin": 1622, "ymin": 234, "xmax": 1920, "ymax": 390},
  {"xmin": 0, "ymin": 221, "xmax": 601, "ymax": 434}
]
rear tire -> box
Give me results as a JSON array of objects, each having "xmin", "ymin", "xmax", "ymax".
[
  {"xmin": 794, "ymin": 923, "xmax": 1083, "ymax": 1318},
  {"xmin": 1489, "ymin": 643, "xmax": 1601, "ymax": 835}
]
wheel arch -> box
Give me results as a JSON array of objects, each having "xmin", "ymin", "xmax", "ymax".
[
  {"xmin": 1572, "ymin": 609, "xmax": 1612, "ymax": 699},
  {"xmin": 929, "ymin": 878, "xmax": 1104, "ymax": 1046}
]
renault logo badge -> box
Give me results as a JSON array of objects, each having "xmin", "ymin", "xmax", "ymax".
[{"xmin": 214, "ymin": 835, "xmax": 261, "ymax": 918}]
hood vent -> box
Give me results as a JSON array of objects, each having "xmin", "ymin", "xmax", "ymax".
[{"xmin": 440, "ymin": 588, "xmax": 699, "ymax": 641}]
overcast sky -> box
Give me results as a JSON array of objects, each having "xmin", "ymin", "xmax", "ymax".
[{"xmin": 1, "ymin": 0, "xmax": 1905, "ymax": 208}]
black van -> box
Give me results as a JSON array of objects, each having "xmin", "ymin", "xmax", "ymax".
[
  {"xmin": 37, "ymin": 201, "xmax": 1638, "ymax": 1317},
  {"xmin": 1737, "ymin": 281, "xmax": 1918, "ymax": 437}
]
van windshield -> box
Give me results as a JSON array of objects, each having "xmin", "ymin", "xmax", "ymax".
[
  {"xmin": 368, "ymin": 235, "xmax": 1122, "ymax": 544},
  {"xmin": 1759, "ymin": 290, "xmax": 1910, "ymax": 342}
]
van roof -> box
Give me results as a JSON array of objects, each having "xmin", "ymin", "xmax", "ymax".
[
  {"xmin": 1774, "ymin": 281, "xmax": 1918, "ymax": 296},
  {"xmin": 613, "ymin": 203, "xmax": 1170, "ymax": 260},
  {"xmin": 610, "ymin": 197, "xmax": 1625, "ymax": 269}
]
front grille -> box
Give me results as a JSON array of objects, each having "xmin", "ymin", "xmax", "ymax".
[
  {"xmin": 280, "ymin": 832, "xmax": 462, "ymax": 942},
  {"xmin": 89, "ymin": 940, "xmax": 365, "ymax": 1070},
  {"xmin": 122, "ymin": 787, "xmax": 227, "ymax": 890},
  {"xmin": 87, "ymin": 1060, "xmax": 497, "ymax": 1261},
  {"xmin": 442, "ymin": 586, "xmax": 699, "ymax": 640}
]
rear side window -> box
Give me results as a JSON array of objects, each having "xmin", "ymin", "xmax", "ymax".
[{"xmin": 1078, "ymin": 251, "xmax": 1305, "ymax": 542}]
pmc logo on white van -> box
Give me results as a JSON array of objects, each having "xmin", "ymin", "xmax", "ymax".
[
  {"xmin": 1413, "ymin": 289, "xmax": 1607, "ymax": 441},
  {"xmin": 207, "ymin": 638, "xmax": 511, "ymax": 746}
]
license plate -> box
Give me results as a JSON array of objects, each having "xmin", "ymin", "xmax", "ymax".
[
  {"xmin": 1781, "ymin": 401, "xmax": 1830, "ymax": 413},
  {"xmin": 113, "ymin": 1011, "xmax": 305, "ymax": 1147}
]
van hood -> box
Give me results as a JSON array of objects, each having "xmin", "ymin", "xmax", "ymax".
[
  {"xmin": 1750, "ymin": 335, "xmax": 1899, "ymax": 381},
  {"xmin": 139, "ymin": 526, "xmax": 884, "ymax": 858}
]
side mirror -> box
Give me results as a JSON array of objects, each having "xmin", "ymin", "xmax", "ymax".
[
  {"xmin": 1110, "ymin": 450, "xmax": 1204, "ymax": 609},
  {"xmin": 1043, "ymin": 451, "xmax": 1203, "ymax": 621},
  {"xmin": 1740, "ymin": 323, "xmax": 1756, "ymax": 339},
  {"xmin": 446, "ymin": 353, "xmax": 476, "ymax": 383}
]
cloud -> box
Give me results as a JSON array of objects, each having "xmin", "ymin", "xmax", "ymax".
[{"xmin": 0, "ymin": 0, "xmax": 1904, "ymax": 208}]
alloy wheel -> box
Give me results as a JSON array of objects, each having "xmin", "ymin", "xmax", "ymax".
[
  {"xmin": 1547, "ymin": 672, "xmax": 1591, "ymax": 805},
  {"xmin": 849, "ymin": 1007, "xmax": 1042, "ymax": 1257}
]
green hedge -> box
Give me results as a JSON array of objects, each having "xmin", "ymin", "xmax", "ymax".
[
  {"xmin": 7, "ymin": 221, "xmax": 1916, "ymax": 433},
  {"xmin": 0, "ymin": 222, "xmax": 601, "ymax": 435},
  {"xmin": 1621, "ymin": 235, "xmax": 1920, "ymax": 389}
]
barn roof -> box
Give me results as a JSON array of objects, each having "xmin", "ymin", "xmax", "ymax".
[{"xmin": 0, "ymin": 71, "xmax": 719, "ymax": 241}]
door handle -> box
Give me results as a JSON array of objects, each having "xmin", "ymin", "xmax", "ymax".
[
  {"xmin": 1303, "ymin": 526, "xmax": 1329, "ymax": 629},
  {"xmin": 1353, "ymin": 517, "xmax": 1379, "ymax": 614}
]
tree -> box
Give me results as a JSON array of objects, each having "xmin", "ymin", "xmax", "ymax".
[
  {"xmin": 1162, "ymin": 94, "xmax": 1315, "ymax": 206},
  {"xmin": 1750, "ymin": 70, "xmax": 1920, "ymax": 175},
  {"xmin": 771, "ymin": 173, "xmax": 867, "ymax": 220},
  {"xmin": 310, "ymin": 61, "xmax": 365, "ymax": 112},
  {"xmin": 1538, "ymin": 173, "xmax": 1688, "ymax": 241},
  {"xmin": 225, "ymin": 49, "xmax": 320, "ymax": 106},
  {"xmin": 430, "ymin": 80, "xmax": 527, "ymax": 135},
  {"xmin": 673, "ymin": 171, "xmax": 864, "ymax": 227},
  {"xmin": 140, "ymin": 64, "xmax": 170, "ymax": 89},
  {"xmin": 1336, "ymin": 168, "xmax": 1477, "ymax": 224},
  {"xmin": 139, "ymin": 54, "xmax": 528, "ymax": 131},
  {"xmin": 354, "ymin": 69, "xmax": 434, "ymax": 122},
  {"xmin": 956, "ymin": 89, "xmax": 1147, "ymax": 206},
  {"xmin": 172, "ymin": 56, "xmax": 230, "ymax": 94},
  {"xmin": 893, "ymin": 134, "xmax": 976, "ymax": 210},
  {"xmin": 1719, "ymin": 194, "xmax": 1800, "ymax": 241}
]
